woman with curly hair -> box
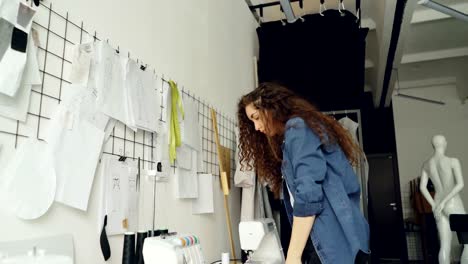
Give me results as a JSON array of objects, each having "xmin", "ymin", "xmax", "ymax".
[{"xmin": 237, "ymin": 82, "xmax": 369, "ymax": 264}]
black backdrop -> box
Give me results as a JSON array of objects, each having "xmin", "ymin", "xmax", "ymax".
[{"xmin": 257, "ymin": 9, "xmax": 369, "ymax": 111}]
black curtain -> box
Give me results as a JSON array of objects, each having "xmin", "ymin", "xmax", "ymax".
[
  {"xmin": 257, "ymin": 9, "xmax": 369, "ymax": 255},
  {"xmin": 257, "ymin": 9, "xmax": 368, "ymax": 111}
]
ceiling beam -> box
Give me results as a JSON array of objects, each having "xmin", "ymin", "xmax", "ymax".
[
  {"xmin": 394, "ymin": 76, "xmax": 457, "ymax": 90},
  {"xmin": 401, "ymin": 47, "xmax": 468, "ymax": 64},
  {"xmin": 411, "ymin": 2, "xmax": 468, "ymax": 23},
  {"xmin": 370, "ymin": 0, "xmax": 398, "ymax": 107},
  {"xmin": 382, "ymin": 0, "xmax": 419, "ymax": 107}
]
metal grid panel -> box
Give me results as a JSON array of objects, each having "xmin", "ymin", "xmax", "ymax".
[{"xmin": 0, "ymin": 2, "xmax": 237, "ymax": 178}]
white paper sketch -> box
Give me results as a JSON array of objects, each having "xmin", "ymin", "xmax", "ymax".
[
  {"xmin": 99, "ymin": 156, "xmax": 139, "ymax": 236},
  {"xmin": 0, "ymin": 138, "xmax": 56, "ymax": 220},
  {"xmin": 192, "ymin": 173, "xmax": 214, "ymax": 214}
]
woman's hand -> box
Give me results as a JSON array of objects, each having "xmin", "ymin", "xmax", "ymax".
[{"xmin": 285, "ymin": 255, "xmax": 302, "ymax": 264}]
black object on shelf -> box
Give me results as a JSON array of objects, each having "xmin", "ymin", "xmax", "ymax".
[{"xmin": 450, "ymin": 214, "xmax": 468, "ymax": 244}]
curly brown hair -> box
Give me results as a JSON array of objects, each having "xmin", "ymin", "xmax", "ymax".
[{"xmin": 237, "ymin": 82, "xmax": 362, "ymax": 197}]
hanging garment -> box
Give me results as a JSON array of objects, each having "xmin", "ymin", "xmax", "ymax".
[
  {"xmin": 338, "ymin": 116, "xmax": 369, "ymax": 212},
  {"xmin": 234, "ymin": 129, "xmax": 273, "ymax": 220},
  {"xmin": 234, "ymin": 129, "xmax": 256, "ymax": 220},
  {"xmin": 0, "ymin": 2, "xmax": 36, "ymax": 97},
  {"xmin": 339, "ymin": 116, "xmax": 359, "ymax": 143},
  {"xmin": 168, "ymin": 80, "xmax": 184, "ymax": 164}
]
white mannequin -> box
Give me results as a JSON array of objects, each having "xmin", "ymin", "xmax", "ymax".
[{"xmin": 420, "ymin": 135, "xmax": 468, "ymax": 264}]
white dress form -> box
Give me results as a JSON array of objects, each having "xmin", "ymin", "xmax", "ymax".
[{"xmin": 420, "ymin": 135, "xmax": 468, "ymax": 264}]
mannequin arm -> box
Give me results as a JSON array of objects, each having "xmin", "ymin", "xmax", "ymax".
[
  {"xmin": 286, "ymin": 216, "xmax": 315, "ymax": 263},
  {"xmin": 420, "ymin": 169, "xmax": 435, "ymax": 208},
  {"xmin": 439, "ymin": 159, "xmax": 464, "ymax": 207}
]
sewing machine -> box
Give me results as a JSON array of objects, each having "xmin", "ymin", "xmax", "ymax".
[
  {"xmin": 143, "ymin": 234, "xmax": 205, "ymax": 264},
  {"xmin": 239, "ymin": 219, "xmax": 285, "ymax": 264}
]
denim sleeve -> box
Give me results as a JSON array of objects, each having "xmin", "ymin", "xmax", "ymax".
[{"xmin": 285, "ymin": 123, "xmax": 326, "ymax": 217}]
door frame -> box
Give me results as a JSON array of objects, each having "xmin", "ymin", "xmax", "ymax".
[{"xmin": 367, "ymin": 153, "xmax": 408, "ymax": 263}]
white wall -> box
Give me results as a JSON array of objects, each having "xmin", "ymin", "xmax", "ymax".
[
  {"xmin": 0, "ymin": 0, "xmax": 259, "ymax": 263},
  {"xmin": 393, "ymin": 84, "xmax": 468, "ymax": 261}
]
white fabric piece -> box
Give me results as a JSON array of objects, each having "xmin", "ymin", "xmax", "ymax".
[
  {"xmin": 233, "ymin": 129, "xmax": 257, "ymax": 220},
  {"xmin": 98, "ymin": 156, "xmax": 139, "ymax": 235},
  {"xmin": 339, "ymin": 117, "xmax": 360, "ymax": 144},
  {"xmin": 191, "ymin": 173, "xmax": 214, "ymax": 214},
  {"xmin": 69, "ymin": 42, "xmax": 93, "ymax": 86},
  {"xmin": 125, "ymin": 60, "xmax": 160, "ymax": 133},
  {"xmin": 0, "ymin": 138, "xmax": 56, "ymax": 220},
  {"xmin": 0, "ymin": 38, "xmax": 40, "ymax": 121},
  {"xmin": 174, "ymin": 148, "xmax": 199, "ymax": 199},
  {"xmin": 240, "ymin": 180, "xmax": 256, "ymax": 221}
]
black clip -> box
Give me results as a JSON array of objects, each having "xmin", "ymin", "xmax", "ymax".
[
  {"xmin": 116, "ymin": 46, "xmax": 120, "ymax": 54},
  {"xmin": 140, "ymin": 64, "xmax": 147, "ymax": 71},
  {"xmin": 118, "ymin": 156, "xmax": 127, "ymax": 162},
  {"xmin": 157, "ymin": 162, "xmax": 162, "ymax": 172}
]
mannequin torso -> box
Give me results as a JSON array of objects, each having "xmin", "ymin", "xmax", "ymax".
[{"xmin": 420, "ymin": 135, "xmax": 467, "ymax": 264}]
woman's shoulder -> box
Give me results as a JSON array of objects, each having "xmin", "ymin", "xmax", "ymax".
[
  {"xmin": 285, "ymin": 116, "xmax": 306, "ymax": 129},
  {"xmin": 284, "ymin": 117, "xmax": 322, "ymax": 144}
]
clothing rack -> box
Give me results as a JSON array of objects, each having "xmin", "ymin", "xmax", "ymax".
[
  {"xmin": 249, "ymin": 0, "xmax": 362, "ymax": 26},
  {"xmin": 323, "ymin": 109, "xmax": 368, "ymax": 219}
]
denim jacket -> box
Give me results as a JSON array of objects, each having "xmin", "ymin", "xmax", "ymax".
[{"xmin": 281, "ymin": 117, "xmax": 370, "ymax": 264}]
